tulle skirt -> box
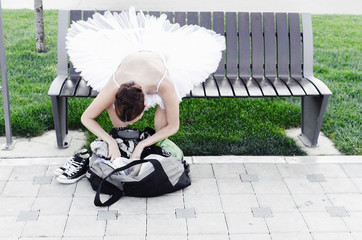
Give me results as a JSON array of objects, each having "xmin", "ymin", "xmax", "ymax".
[{"xmin": 66, "ymin": 7, "xmax": 225, "ymax": 108}]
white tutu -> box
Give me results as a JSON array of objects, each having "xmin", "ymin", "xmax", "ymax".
[{"xmin": 66, "ymin": 7, "xmax": 225, "ymax": 108}]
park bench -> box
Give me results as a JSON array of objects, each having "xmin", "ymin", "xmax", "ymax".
[{"xmin": 48, "ymin": 9, "xmax": 332, "ymax": 149}]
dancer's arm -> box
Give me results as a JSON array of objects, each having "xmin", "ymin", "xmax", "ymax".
[
  {"xmin": 131, "ymin": 80, "xmax": 180, "ymax": 159},
  {"xmin": 81, "ymin": 80, "xmax": 122, "ymax": 160}
]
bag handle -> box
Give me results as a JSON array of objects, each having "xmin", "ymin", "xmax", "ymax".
[{"xmin": 94, "ymin": 159, "xmax": 167, "ymax": 206}]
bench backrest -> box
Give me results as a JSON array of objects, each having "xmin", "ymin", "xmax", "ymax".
[{"xmin": 56, "ymin": 10, "xmax": 315, "ymax": 96}]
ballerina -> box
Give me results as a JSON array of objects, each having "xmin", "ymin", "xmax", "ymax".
[{"xmin": 66, "ymin": 7, "xmax": 225, "ymax": 161}]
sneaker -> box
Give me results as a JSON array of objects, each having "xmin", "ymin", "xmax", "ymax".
[
  {"xmin": 53, "ymin": 149, "xmax": 88, "ymax": 176},
  {"xmin": 56, "ymin": 153, "xmax": 90, "ymax": 184}
]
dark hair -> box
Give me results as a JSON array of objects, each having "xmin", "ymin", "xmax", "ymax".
[{"xmin": 114, "ymin": 82, "xmax": 145, "ymax": 122}]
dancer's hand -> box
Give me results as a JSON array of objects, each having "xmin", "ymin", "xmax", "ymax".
[
  {"xmin": 108, "ymin": 140, "xmax": 121, "ymax": 162},
  {"xmin": 130, "ymin": 143, "xmax": 144, "ymax": 160}
]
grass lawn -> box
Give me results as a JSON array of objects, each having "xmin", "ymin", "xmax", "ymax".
[{"xmin": 0, "ymin": 10, "xmax": 360, "ymax": 155}]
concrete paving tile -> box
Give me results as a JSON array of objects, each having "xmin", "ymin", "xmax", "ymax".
[
  {"xmin": 175, "ymin": 208, "xmax": 196, "ymax": 219},
  {"xmin": 2, "ymin": 181, "xmax": 40, "ymax": 197},
  {"xmin": 251, "ymin": 207, "xmax": 273, "ymax": 218},
  {"xmin": 62, "ymin": 237, "xmax": 101, "ymax": 240},
  {"xmin": 229, "ymin": 233, "xmax": 271, "ymax": 240},
  {"xmin": 306, "ymin": 174, "xmax": 326, "ymax": 182},
  {"xmin": 217, "ymin": 178, "xmax": 254, "ymax": 194},
  {"xmin": 188, "ymin": 234, "xmax": 229, "ymax": 240},
  {"xmin": 187, "ymin": 212, "xmax": 228, "ymax": 235},
  {"xmin": 105, "ymin": 236, "xmax": 144, "ymax": 240},
  {"xmin": 69, "ymin": 196, "xmax": 101, "ymax": 216},
  {"xmin": 225, "ymin": 212, "xmax": 269, "ymax": 234},
  {"xmin": 0, "ymin": 216, "xmax": 25, "ymax": 238},
  {"xmin": 183, "ymin": 178, "xmax": 219, "ymax": 195},
  {"xmin": 351, "ymin": 232, "xmax": 362, "ymax": 240},
  {"xmin": 189, "ymin": 164, "xmax": 214, "ymax": 178},
  {"xmin": 16, "ymin": 211, "xmax": 39, "ymax": 222},
  {"xmin": 308, "ymin": 164, "xmax": 348, "ymax": 178},
  {"xmin": 33, "ymin": 176, "xmax": 53, "ymax": 185},
  {"xmin": 342, "ymin": 164, "xmax": 362, "ymax": 178},
  {"xmin": 284, "ymin": 178, "xmax": 325, "ymax": 194},
  {"xmin": 312, "ymin": 232, "xmax": 355, "ymax": 240},
  {"xmin": 21, "ymin": 215, "xmax": 67, "ymax": 237},
  {"xmin": 0, "ymin": 166, "xmax": 13, "ymax": 181},
  {"xmin": 38, "ymin": 180, "xmax": 76, "ymax": 197},
  {"xmin": 293, "ymin": 194, "xmax": 333, "ymax": 212},
  {"xmin": 270, "ymin": 233, "xmax": 314, "ymax": 240},
  {"xmin": 244, "ymin": 163, "xmax": 282, "ymax": 179},
  {"xmin": 342, "ymin": 212, "xmax": 362, "ymax": 232},
  {"xmin": 256, "ymin": 194, "xmax": 297, "ymax": 212},
  {"xmin": 147, "ymin": 194, "xmax": 184, "ymax": 214},
  {"xmin": 0, "ymin": 197, "xmax": 34, "ymax": 216},
  {"xmin": 74, "ymin": 178, "xmax": 95, "ymax": 196},
  {"xmin": 220, "ymin": 194, "xmax": 259, "ymax": 213},
  {"xmin": 351, "ymin": 178, "xmax": 362, "ymax": 192},
  {"xmin": 184, "ymin": 194, "xmax": 223, "ymax": 213},
  {"xmin": 265, "ymin": 211, "xmax": 309, "ymax": 233},
  {"xmin": 146, "ymin": 235, "xmax": 187, "ymax": 240},
  {"xmin": 328, "ymin": 194, "xmax": 362, "ymax": 212},
  {"xmin": 20, "ymin": 237, "xmax": 61, "ymax": 240},
  {"xmin": 252, "ymin": 179, "xmax": 290, "ymax": 194},
  {"xmin": 302, "ymin": 212, "xmax": 349, "ymax": 232},
  {"xmin": 0, "ymin": 181, "xmax": 5, "ymax": 195},
  {"xmin": 10, "ymin": 166, "xmax": 48, "ymax": 181},
  {"xmin": 106, "ymin": 214, "xmax": 146, "ymax": 236},
  {"xmin": 320, "ymin": 178, "xmax": 360, "ymax": 193},
  {"xmin": 212, "ymin": 164, "xmax": 246, "ymax": 178},
  {"xmin": 63, "ymin": 215, "xmax": 106, "ymax": 237},
  {"xmin": 276, "ymin": 164, "xmax": 311, "ymax": 178},
  {"xmin": 109, "ymin": 196, "xmax": 146, "ymax": 215},
  {"xmin": 326, "ymin": 206, "xmax": 350, "ymax": 217},
  {"xmin": 240, "ymin": 173, "xmax": 259, "ymax": 182},
  {"xmin": 97, "ymin": 210, "xmax": 118, "ymax": 221},
  {"xmin": 31, "ymin": 197, "xmax": 72, "ymax": 215},
  {"xmin": 147, "ymin": 213, "xmax": 187, "ymax": 235}
]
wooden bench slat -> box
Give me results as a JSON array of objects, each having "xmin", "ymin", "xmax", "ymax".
[
  {"xmin": 83, "ymin": 10, "xmax": 95, "ymax": 21},
  {"xmin": 174, "ymin": 12, "xmax": 186, "ymax": 26},
  {"xmin": 228, "ymin": 77, "xmax": 248, "ymax": 97},
  {"xmin": 254, "ymin": 77, "xmax": 277, "ymax": 97},
  {"xmin": 190, "ymin": 83, "xmax": 205, "ymax": 97},
  {"xmin": 225, "ymin": 12, "xmax": 238, "ymax": 78},
  {"xmin": 204, "ymin": 77, "xmax": 220, "ymax": 97},
  {"xmin": 187, "ymin": 12, "xmax": 198, "ymax": 25},
  {"xmin": 251, "ymin": 13, "xmax": 264, "ymax": 78},
  {"xmin": 213, "ymin": 12, "xmax": 225, "ymax": 77},
  {"xmin": 267, "ymin": 77, "xmax": 292, "ymax": 96},
  {"xmin": 214, "ymin": 76, "xmax": 234, "ymax": 97},
  {"xmin": 280, "ymin": 77, "xmax": 306, "ymax": 96},
  {"xmin": 238, "ymin": 12, "xmax": 251, "ymax": 78},
  {"xmin": 200, "ymin": 12, "xmax": 211, "ymax": 31},
  {"xmin": 263, "ymin": 12, "xmax": 277, "ymax": 78},
  {"xmin": 60, "ymin": 76, "xmax": 81, "ymax": 97},
  {"xmin": 276, "ymin": 13, "xmax": 289, "ymax": 78},
  {"xmin": 148, "ymin": 11, "xmax": 160, "ymax": 17},
  {"xmin": 241, "ymin": 77, "xmax": 263, "ymax": 97},
  {"xmin": 289, "ymin": 13, "xmax": 303, "ymax": 78},
  {"xmin": 163, "ymin": 12, "xmax": 174, "ymax": 23},
  {"xmin": 295, "ymin": 77, "xmax": 320, "ymax": 95},
  {"xmin": 75, "ymin": 79, "xmax": 91, "ymax": 97}
]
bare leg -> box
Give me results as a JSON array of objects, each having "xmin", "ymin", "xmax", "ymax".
[{"xmin": 154, "ymin": 105, "xmax": 167, "ymax": 132}]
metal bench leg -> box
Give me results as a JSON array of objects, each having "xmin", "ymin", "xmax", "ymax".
[
  {"xmin": 299, "ymin": 95, "xmax": 330, "ymax": 147},
  {"xmin": 50, "ymin": 95, "xmax": 72, "ymax": 149}
]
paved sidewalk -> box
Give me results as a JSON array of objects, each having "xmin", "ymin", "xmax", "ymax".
[{"xmin": 0, "ymin": 155, "xmax": 362, "ymax": 239}]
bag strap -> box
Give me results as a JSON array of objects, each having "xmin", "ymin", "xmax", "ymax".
[
  {"xmin": 94, "ymin": 159, "xmax": 147, "ymax": 206},
  {"xmin": 94, "ymin": 159, "xmax": 168, "ymax": 206}
]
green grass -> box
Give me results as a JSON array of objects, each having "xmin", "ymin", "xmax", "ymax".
[{"xmin": 0, "ymin": 10, "xmax": 360, "ymax": 155}]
